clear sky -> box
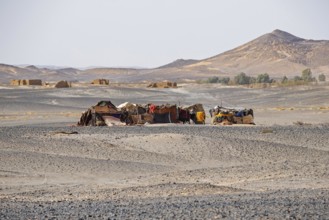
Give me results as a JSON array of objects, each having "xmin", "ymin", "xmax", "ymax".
[{"xmin": 0, "ymin": 0, "xmax": 328, "ymax": 68}]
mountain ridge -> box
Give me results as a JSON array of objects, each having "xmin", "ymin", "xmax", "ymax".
[
  {"xmin": 1, "ymin": 29, "xmax": 328, "ymax": 83},
  {"xmin": 195, "ymin": 29, "xmax": 329, "ymax": 76}
]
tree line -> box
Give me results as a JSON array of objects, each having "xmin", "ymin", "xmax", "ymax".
[{"xmin": 203, "ymin": 69, "xmax": 326, "ymax": 85}]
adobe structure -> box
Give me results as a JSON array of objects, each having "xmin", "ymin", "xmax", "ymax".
[
  {"xmin": 55, "ymin": 80, "xmax": 72, "ymax": 88},
  {"xmin": 147, "ymin": 81, "xmax": 177, "ymax": 88},
  {"xmin": 10, "ymin": 79, "xmax": 42, "ymax": 86},
  {"xmin": 91, "ymin": 79, "xmax": 109, "ymax": 85}
]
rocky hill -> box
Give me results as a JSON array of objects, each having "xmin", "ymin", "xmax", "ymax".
[
  {"xmin": 140, "ymin": 30, "xmax": 329, "ymax": 80},
  {"xmin": 194, "ymin": 29, "xmax": 329, "ymax": 77}
]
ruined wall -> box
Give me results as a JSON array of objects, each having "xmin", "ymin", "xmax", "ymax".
[
  {"xmin": 148, "ymin": 81, "xmax": 178, "ymax": 88},
  {"xmin": 91, "ymin": 79, "xmax": 109, "ymax": 85},
  {"xmin": 27, "ymin": 79, "xmax": 42, "ymax": 85},
  {"xmin": 10, "ymin": 79, "xmax": 20, "ymax": 86},
  {"xmin": 10, "ymin": 79, "xmax": 42, "ymax": 86}
]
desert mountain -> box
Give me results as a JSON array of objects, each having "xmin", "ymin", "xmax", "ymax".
[
  {"xmin": 188, "ymin": 29, "xmax": 329, "ymax": 77},
  {"xmin": 1, "ymin": 30, "xmax": 328, "ymax": 83},
  {"xmin": 137, "ymin": 29, "xmax": 329, "ymax": 81}
]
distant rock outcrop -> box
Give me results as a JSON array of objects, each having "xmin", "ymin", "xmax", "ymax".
[
  {"xmin": 196, "ymin": 29, "xmax": 329, "ymax": 77},
  {"xmin": 25, "ymin": 65, "xmax": 39, "ymax": 70}
]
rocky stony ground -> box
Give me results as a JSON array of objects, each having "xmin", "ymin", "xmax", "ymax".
[
  {"xmin": 0, "ymin": 124, "xmax": 328, "ymax": 219},
  {"xmin": 1, "ymin": 189, "xmax": 328, "ymax": 219}
]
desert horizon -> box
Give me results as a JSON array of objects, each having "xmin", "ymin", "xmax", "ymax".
[
  {"xmin": 1, "ymin": 1, "xmax": 329, "ymax": 218},
  {"xmin": 1, "ymin": 29, "xmax": 329, "ymax": 85}
]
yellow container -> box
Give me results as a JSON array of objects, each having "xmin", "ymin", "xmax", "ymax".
[{"xmin": 196, "ymin": 111, "xmax": 205, "ymax": 123}]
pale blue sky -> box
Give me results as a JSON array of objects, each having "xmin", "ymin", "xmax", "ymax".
[{"xmin": 0, "ymin": 0, "xmax": 328, "ymax": 68}]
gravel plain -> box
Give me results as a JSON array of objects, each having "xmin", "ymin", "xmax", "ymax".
[
  {"xmin": 0, "ymin": 84, "xmax": 329, "ymax": 219},
  {"xmin": 1, "ymin": 125, "xmax": 328, "ymax": 219}
]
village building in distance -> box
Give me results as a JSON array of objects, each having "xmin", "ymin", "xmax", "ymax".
[
  {"xmin": 147, "ymin": 81, "xmax": 177, "ymax": 88},
  {"xmin": 10, "ymin": 79, "xmax": 42, "ymax": 86},
  {"xmin": 91, "ymin": 79, "xmax": 109, "ymax": 85},
  {"xmin": 54, "ymin": 80, "xmax": 71, "ymax": 88}
]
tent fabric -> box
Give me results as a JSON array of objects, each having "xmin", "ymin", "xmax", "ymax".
[
  {"xmin": 78, "ymin": 101, "xmax": 207, "ymax": 126},
  {"xmin": 153, "ymin": 112, "xmax": 171, "ymax": 123},
  {"xmin": 95, "ymin": 100, "xmax": 117, "ymax": 109},
  {"xmin": 131, "ymin": 113, "xmax": 154, "ymax": 124},
  {"xmin": 152, "ymin": 105, "xmax": 178, "ymax": 123},
  {"xmin": 77, "ymin": 109, "xmax": 93, "ymax": 126},
  {"xmin": 185, "ymin": 104, "xmax": 205, "ymax": 113},
  {"xmin": 77, "ymin": 100, "xmax": 122, "ymax": 126},
  {"xmin": 178, "ymin": 108, "xmax": 190, "ymax": 123}
]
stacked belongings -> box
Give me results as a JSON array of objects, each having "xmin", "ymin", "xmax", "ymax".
[
  {"xmin": 119, "ymin": 102, "xmax": 153, "ymax": 125},
  {"xmin": 78, "ymin": 101, "xmax": 206, "ymax": 126},
  {"xmin": 77, "ymin": 100, "xmax": 123, "ymax": 126},
  {"xmin": 234, "ymin": 108, "xmax": 254, "ymax": 124},
  {"xmin": 210, "ymin": 106, "xmax": 255, "ymax": 125},
  {"xmin": 183, "ymin": 104, "xmax": 206, "ymax": 124},
  {"xmin": 149, "ymin": 104, "xmax": 178, "ymax": 124},
  {"xmin": 119, "ymin": 103, "xmax": 178, "ymax": 125},
  {"xmin": 177, "ymin": 107, "xmax": 191, "ymax": 124}
]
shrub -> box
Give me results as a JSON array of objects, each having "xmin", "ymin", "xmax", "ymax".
[
  {"xmin": 301, "ymin": 68, "xmax": 315, "ymax": 82},
  {"xmin": 219, "ymin": 77, "xmax": 230, "ymax": 85},
  {"xmin": 234, "ymin": 72, "xmax": 252, "ymax": 85},
  {"xmin": 207, "ymin": 76, "xmax": 219, "ymax": 83},
  {"xmin": 281, "ymin": 76, "xmax": 288, "ymax": 83},
  {"xmin": 318, "ymin": 73, "xmax": 326, "ymax": 82},
  {"xmin": 294, "ymin": 76, "xmax": 302, "ymax": 82},
  {"xmin": 249, "ymin": 77, "xmax": 256, "ymax": 84},
  {"xmin": 256, "ymin": 73, "xmax": 272, "ymax": 83}
]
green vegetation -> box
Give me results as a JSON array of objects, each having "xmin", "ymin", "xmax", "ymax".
[
  {"xmin": 301, "ymin": 68, "xmax": 316, "ymax": 82},
  {"xmin": 233, "ymin": 72, "xmax": 253, "ymax": 85},
  {"xmin": 203, "ymin": 76, "xmax": 231, "ymax": 84},
  {"xmin": 256, "ymin": 73, "xmax": 273, "ymax": 83},
  {"xmin": 220, "ymin": 77, "xmax": 230, "ymax": 85},
  {"xmin": 281, "ymin": 76, "xmax": 288, "ymax": 84},
  {"xmin": 318, "ymin": 73, "xmax": 326, "ymax": 82},
  {"xmin": 294, "ymin": 76, "xmax": 302, "ymax": 82},
  {"xmin": 206, "ymin": 76, "xmax": 219, "ymax": 83},
  {"xmin": 202, "ymin": 68, "xmax": 325, "ymax": 87}
]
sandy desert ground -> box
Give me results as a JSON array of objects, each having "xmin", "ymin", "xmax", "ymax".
[{"xmin": 0, "ymin": 83, "xmax": 329, "ymax": 219}]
